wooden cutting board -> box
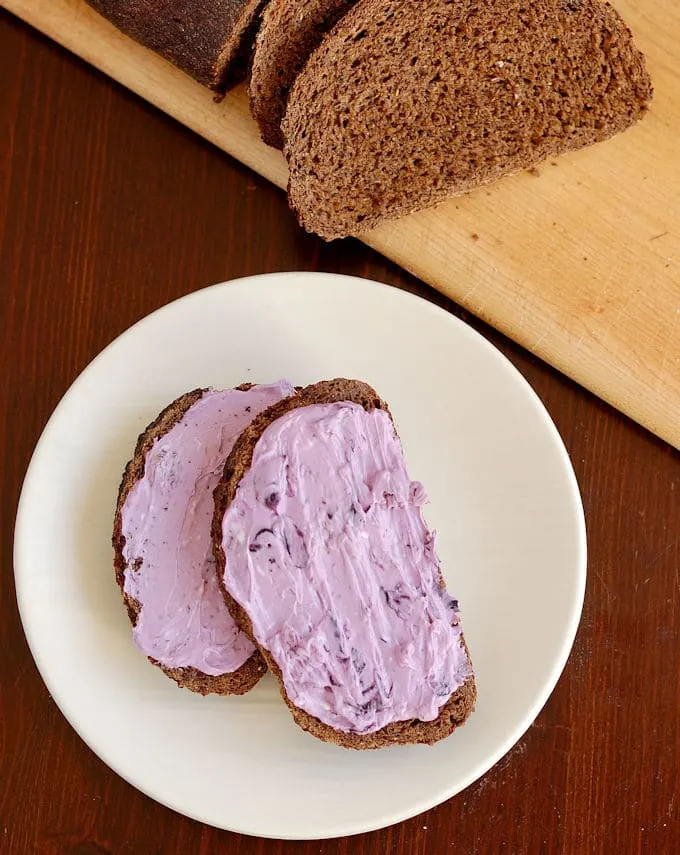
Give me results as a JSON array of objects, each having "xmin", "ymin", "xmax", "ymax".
[{"xmin": 5, "ymin": 0, "xmax": 680, "ymax": 448}]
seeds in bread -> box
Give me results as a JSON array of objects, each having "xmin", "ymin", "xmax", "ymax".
[
  {"xmin": 249, "ymin": 0, "xmax": 358, "ymax": 149},
  {"xmin": 212, "ymin": 379, "xmax": 476, "ymax": 747},
  {"xmin": 86, "ymin": 0, "xmax": 268, "ymax": 91},
  {"xmin": 114, "ymin": 382, "xmax": 294, "ymax": 695},
  {"xmin": 282, "ymin": 0, "xmax": 653, "ymax": 239}
]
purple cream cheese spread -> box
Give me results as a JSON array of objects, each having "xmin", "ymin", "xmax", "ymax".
[
  {"xmin": 120, "ymin": 381, "xmax": 295, "ymax": 675},
  {"xmin": 220, "ymin": 401, "xmax": 472, "ymax": 733}
]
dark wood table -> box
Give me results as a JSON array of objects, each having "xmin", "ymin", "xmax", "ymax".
[{"xmin": 2, "ymin": 12, "xmax": 679, "ymax": 854}]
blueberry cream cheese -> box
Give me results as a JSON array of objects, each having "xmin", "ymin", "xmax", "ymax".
[
  {"xmin": 215, "ymin": 379, "xmax": 475, "ymax": 746},
  {"xmin": 114, "ymin": 381, "xmax": 295, "ymax": 694}
]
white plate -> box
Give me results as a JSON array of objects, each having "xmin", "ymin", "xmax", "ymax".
[{"xmin": 14, "ymin": 272, "xmax": 586, "ymax": 840}]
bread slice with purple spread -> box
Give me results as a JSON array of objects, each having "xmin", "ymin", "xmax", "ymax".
[
  {"xmin": 212, "ymin": 379, "xmax": 475, "ymax": 746},
  {"xmin": 113, "ymin": 380, "xmax": 294, "ymax": 694}
]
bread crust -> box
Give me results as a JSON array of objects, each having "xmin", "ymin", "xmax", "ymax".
[
  {"xmin": 212, "ymin": 379, "xmax": 476, "ymax": 747},
  {"xmin": 113, "ymin": 386, "xmax": 266, "ymax": 695},
  {"xmin": 87, "ymin": 0, "xmax": 267, "ymax": 91}
]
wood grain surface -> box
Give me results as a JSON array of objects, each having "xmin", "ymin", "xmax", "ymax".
[
  {"xmin": 1, "ymin": 10, "xmax": 679, "ymax": 855},
  {"xmin": 3, "ymin": 0, "xmax": 680, "ymax": 450}
]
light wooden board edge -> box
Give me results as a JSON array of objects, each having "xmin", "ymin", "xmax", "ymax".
[{"xmin": 4, "ymin": 0, "xmax": 680, "ymax": 450}]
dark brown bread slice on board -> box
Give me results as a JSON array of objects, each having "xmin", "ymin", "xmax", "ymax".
[
  {"xmin": 113, "ymin": 387, "xmax": 266, "ymax": 695},
  {"xmin": 87, "ymin": 0, "xmax": 268, "ymax": 91},
  {"xmin": 250, "ymin": 0, "xmax": 358, "ymax": 149},
  {"xmin": 282, "ymin": 0, "xmax": 653, "ymax": 240},
  {"xmin": 212, "ymin": 379, "xmax": 476, "ymax": 748}
]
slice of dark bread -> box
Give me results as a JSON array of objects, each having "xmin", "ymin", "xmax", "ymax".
[
  {"xmin": 249, "ymin": 0, "xmax": 358, "ymax": 149},
  {"xmin": 87, "ymin": 0, "xmax": 268, "ymax": 91},
  {"xmin": 212, "ymin": 379, "xmax": 476, "ymax": 748},
  {"xmin": 282, "ymin": 0, "xmax": 653, "ymax": 239},
  {"xmin": 114, "ymin": 386, "xmax": 266, "ymax": 695}
]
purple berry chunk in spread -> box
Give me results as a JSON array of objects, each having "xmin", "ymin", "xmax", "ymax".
[
  {"xmin": 120, "ymin": 381, "xmax": 295, "ymax": 675},
  {"xmin": 221, "ymin": 401, "xmax": 472, "ymax": 733}
]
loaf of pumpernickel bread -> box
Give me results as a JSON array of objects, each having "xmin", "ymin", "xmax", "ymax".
[
  {"xmin": 213, "ymin": 379, "xmax": 476, "ymax": 748},
  {"xmin": 249, "ymin": 0, "xmax": 358, "ymax": 149},
  {"xmin": 113, "ymin": 382, "xmax": 294, "ymax": 694},
  {"xmin": 282, "ymin": 0, "xmax": 653, "ymax": 239},
  {"xmin": 87, "ymin": 0, "xmax": 268, "ymax": 90}
]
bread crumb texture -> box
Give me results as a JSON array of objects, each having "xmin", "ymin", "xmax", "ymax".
[{"xmin": 283, "ymin": 0, "xmax": 653, "ymax": 239}]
